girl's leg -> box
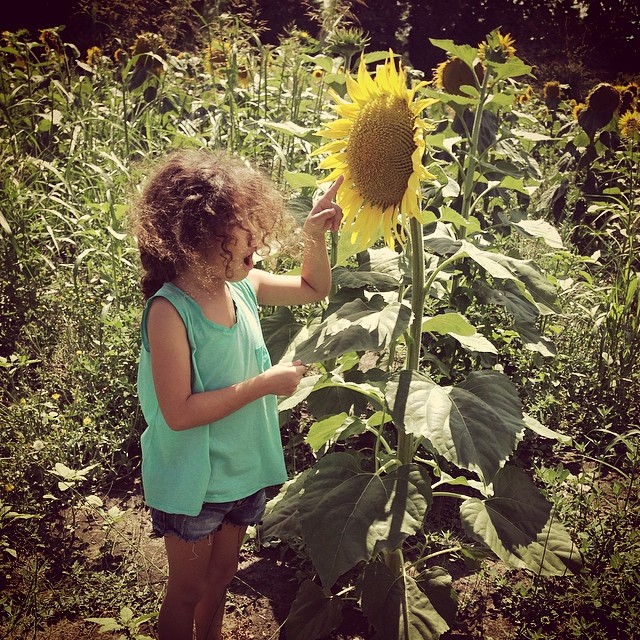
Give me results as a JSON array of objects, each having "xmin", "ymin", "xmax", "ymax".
[
  {"xmin": 158, "ymin": 535, "xmax": 214, "ymax": 640},
  {"xmin": 194, "ymin": 521, "xmax": 247, "ymax": 640}
]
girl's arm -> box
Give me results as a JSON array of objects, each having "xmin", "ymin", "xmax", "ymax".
[
  {"xmin": 147, "ymin": 297, "xmax": 306, "ymax": 431},
  {"xmin": 248, "ymin": 176, "xmax": 343, "ymax": 307}
]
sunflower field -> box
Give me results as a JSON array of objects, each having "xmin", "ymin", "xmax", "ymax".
[{"xmin": 1, "ymin": 5, "xmax": 639, "ymax": 640}]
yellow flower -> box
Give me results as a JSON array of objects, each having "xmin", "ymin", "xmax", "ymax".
[
  {"xmin": 619, "ymin": 111, "xmax": 640, "ymax": 141},
  {"xmin": 478, "ymin": 30, "xmax": 516, "ymax": 63},
  {"xmin": 86, "ymin": 46, "xmax": 102, "ymax": 66},
  {"xmin": 586, "ymin": 83, "xmax": 620, "ymax": 115},
  {"xmin": 616, "ymin": 85, "xmax": 636, "ymax": 116},
  {"xmin": 39, "ymin": 28, "xmax": 59, "ymax": 52},
  {"xmin": 51, "ymin": 393, "xmax": 60, "ymax": 401},
  {"xmin": 315, "ymin": 51, "xmax": 436, "ymax": 248},
  {"xmin": 312, "ymin": 67, "xmax": 325, "ymax": 80},
  {"xmin": 237, "ymin": 66, "xmax": 251, "ymax": 88},
  {"xmin": 572, "ymin": 102, "xmax": 586, "ymax": 120},
  {"xmin": 113, "ymin": 48, "xmax": 127, "ymax": 65},
  {"xmin": 131, "ymin": 32, "xmax": 167, "ymax": 75},
  {"xmin": 204, "ymin": 42, "xmax": 227, "ymax": 73},
  {"xmin": 83, "ymin": 416, "xmax": 92, "ymax": 426},
  {"xmin": 543, "ymin": 81, "xmax": 561, "ymax": 100},
  {"xmin": 518, "ymin": 84, "xmax": 534, "ymax": 104},
  {"xmin": 433, "ymin": 57, "xmax": 484, "ymax": 96}
]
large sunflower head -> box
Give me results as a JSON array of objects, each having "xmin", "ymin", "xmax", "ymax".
[
  {"xmin": 315, "ymin": 51, "xmax": 436, "ymax": 249},
  {"xmin": 477, "ymin": 30, "xmax": 516, "ymax": 63}
]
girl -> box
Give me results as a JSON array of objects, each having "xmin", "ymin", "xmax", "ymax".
[{"xmin": 132, "ymin": 149, "xmax": 342, "ymax": 640}]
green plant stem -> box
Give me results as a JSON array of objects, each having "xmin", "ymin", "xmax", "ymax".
[
  {"xmin": 398, "ymin": 217, "xmax": 425, "ymax": 465},
  {"xmin": 459, "ymin": 66, "xmax": 492, "ymax": 228}
]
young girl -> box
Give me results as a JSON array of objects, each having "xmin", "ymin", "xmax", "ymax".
[{"xmin": 132, "ymin": 149, "xmax": 342, "ymax": 640}]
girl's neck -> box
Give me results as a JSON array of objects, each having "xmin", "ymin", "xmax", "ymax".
[{"xmin": 172, "ymin": 269, "xmax": 226, "ymax": 300}]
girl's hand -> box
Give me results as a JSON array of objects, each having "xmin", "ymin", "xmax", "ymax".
[
  {"xmin": 262, "ymin": 360, "xmax": 307, "ymax": 396},
  {"xmin": 304, "ymin": 176, "xmax": 344, "ymax": 238}
]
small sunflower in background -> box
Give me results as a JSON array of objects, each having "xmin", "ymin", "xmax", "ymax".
[
  {"xmin": 237, "ymin": 65, "xmax": 251, "ymax": 88},
  {"xmin": 614, "ymin": 85, "xmax": 635, "ymax": 115},
  {"xmin": 477, "ymin": 30, "xmax": 516, "ymax": 63},
  {"xmin": 433, "ymin": 56, "xmax": 484, "ymax": 96},
  {"xmin": 572, "ymin": 101, "xmax": 586, "ymax": 120},
  {"xmin": 86, "ymin": 46, "xmax": 102, "ymax": 67},
  {"xmin": 543, "ymin": 81, "xmax": 562, "ymax": 110},
  {"xmin": 518, "ymin": 84, "xmax": 534, "ymax": 105},
  {"xmin": 315, "ymin": 52, "xmax": 436, "ymax": 249},
  {"xmin": 131, "ymin": 32, "xmax": 168, "ymax": 76},
  {"xmin": 618, "ymin": 111, "xmax": 640, "ymax": 142},
  {"xmin": 113, "ymin": 48, "xmax": 128, "ymax": 66}
]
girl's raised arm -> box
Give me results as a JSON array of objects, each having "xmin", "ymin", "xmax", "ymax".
[{"xmin": 249, "ymin": 176, "xmax": 343, "ymax": 307}]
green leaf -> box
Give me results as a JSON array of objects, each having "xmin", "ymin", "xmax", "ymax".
[
  {"xmin": 292, "ymin": 298, "xmax": 412, "ymax": 363},
  {"xmin": 261, "ymin": 307, "xmax": 303, "ymax": 364},
  {"xmin": 522, "ymin": 413, "xmax": 572, "ymax": 444},
  {"xmin": 429, "ymin": 39, "xmax": 478, "ymax": 67},
  {"xmin": 361, "ymin": 560, "xmax": 453, "ymax": 640},
  {"xmin": 261, "ymin": 471, "xmax": 311, "ymax": 543},
  {"xmin": 460, "ymin": 466, "xmax": 583, "ymax": 575},
  {"xmin": 285, "ymin": 580, "xmax": 343, "ymax": 640},
  {"xmin": 257, "ymin": 119, "xmax": 312, "ymax": 138},
  {"xmin": 511, "ymin": 219, "xmax": 563, "ymax": 248},
  {"xmin": 450, "ymin": 331, "xmax": 498, "ymax": 354},
  {"xmin": 422, "ymin": 313, "xmax": 476, "ymax": 337},
  {"xmin": 513, "ymin": 321, "xmax": 557, "ymax": 356},
  {"xmin": 386, "ymin": 370, "xmax": 524, "ymax": 483},
  {"xmin": 306, "ymin": 412, "xmax": 349, "ymax": 451},
  {"xmin": 332, "ymin": 266, "xmax": 399, "ymax": 291},
  {"xmin": 283, "ymin": 170, "xmax": 318, "ymax": 189},
  {"xmin": 299, "ymin": 453, "xmax": 432, "ymax": 588}
]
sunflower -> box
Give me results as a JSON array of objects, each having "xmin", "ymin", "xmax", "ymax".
[
  {"xmin": 315, "ymin": 51, "xmax": 435, "ymax": 248},
  {"xmin": 237, "ymin": 66, "xmax": 251, "ymax": 88},
  {"xmin": 619, "ymin": 111, "xmax": 640, "ymax": 142},
  {"xmin": 586, "ymin": 83, "xmax": 620, "ymax": 115},
  {"xmin": 543, "ymin": 81, "xmax": 562, "ymax": 110},
  {"xmin": 433, "ymin": 56, "xmax": 484, "ymax": 96},
  {"xmin": 113, "ymin": 48, "xmax": 128, "ymax": 65},
  {"xmin": 477, "ymin": 30, "xmax": 516, "ymax": 63},
  {"xmin": 131, "ymin": 32, "xmax": 167, "ymax": 75},
  {"xmin": 86, "ymin": 46, "xmax": 102, "ymax": 67},
  {"xmin": 572, "ymin": 102, "xmax": 586, "ymax": 120},
  {"xmin": 518, "ymin": 84, "xmax": 534, "ymax": 105},
  {"xmin": 615, "ymin": 85, "xmax": 636, "ymax": 116}
]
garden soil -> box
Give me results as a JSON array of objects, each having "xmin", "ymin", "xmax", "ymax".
[{"xmin": 28, "ymin": 491, "xmax": 515, "ymax": 640}]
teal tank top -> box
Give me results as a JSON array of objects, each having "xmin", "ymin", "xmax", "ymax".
[{"xmin": 137, "ymin": 279, "xmax": 287, "ymax": 516}]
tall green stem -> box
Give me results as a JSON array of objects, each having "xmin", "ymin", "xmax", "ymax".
[
  {"xmin": 459, "ymin": 66, "xmax": 492, "ymax": 228},
  {"xmin": 397, "ymin": 216, "xmax": 426, "ymax": 465}
]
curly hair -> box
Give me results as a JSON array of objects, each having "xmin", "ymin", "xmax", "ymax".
[{"xmin": 130, "ymin": 149, "xmax": 286, "ymax": 299}]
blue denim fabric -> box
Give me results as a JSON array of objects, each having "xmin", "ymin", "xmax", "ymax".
[{"xmin": 150, "ymin": 489, "xmax": 266, "ymax": 542}]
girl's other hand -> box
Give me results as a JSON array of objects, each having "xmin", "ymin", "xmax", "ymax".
[
  {"xmin": 263, "ymin": 360, "xmax": 307, "ymax": 396},
  {"xmin": 304, "ymin": 176, "xmax": 344, "ymax": 237}
]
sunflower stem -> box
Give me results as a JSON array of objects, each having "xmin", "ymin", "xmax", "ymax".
[
  {"xmin": 459, "ymin": 65, "xmax": 493, "ymax": 233},
  {"xmin": 398, "ymin": 216, "xmax": 425, "ymax": 465}
]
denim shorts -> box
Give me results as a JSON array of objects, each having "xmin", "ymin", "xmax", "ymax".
[{"xmin": 150, "ymin": 489, "xmax": 266, "ymax": 543}]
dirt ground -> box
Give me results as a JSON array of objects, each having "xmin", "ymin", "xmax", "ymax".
[{"xmin": 14, "ymin": 492, "xmax": 516, "ymax": 640}]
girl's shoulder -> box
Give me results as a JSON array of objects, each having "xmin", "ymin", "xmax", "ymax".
[{"xmin": 228, "ymin": 278, "xmax": 258, "ymax": 306}]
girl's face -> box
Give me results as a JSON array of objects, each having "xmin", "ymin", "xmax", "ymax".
[{"xmin": 202, "ymin": 222, "xmax": 258, "ymax": 282}]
